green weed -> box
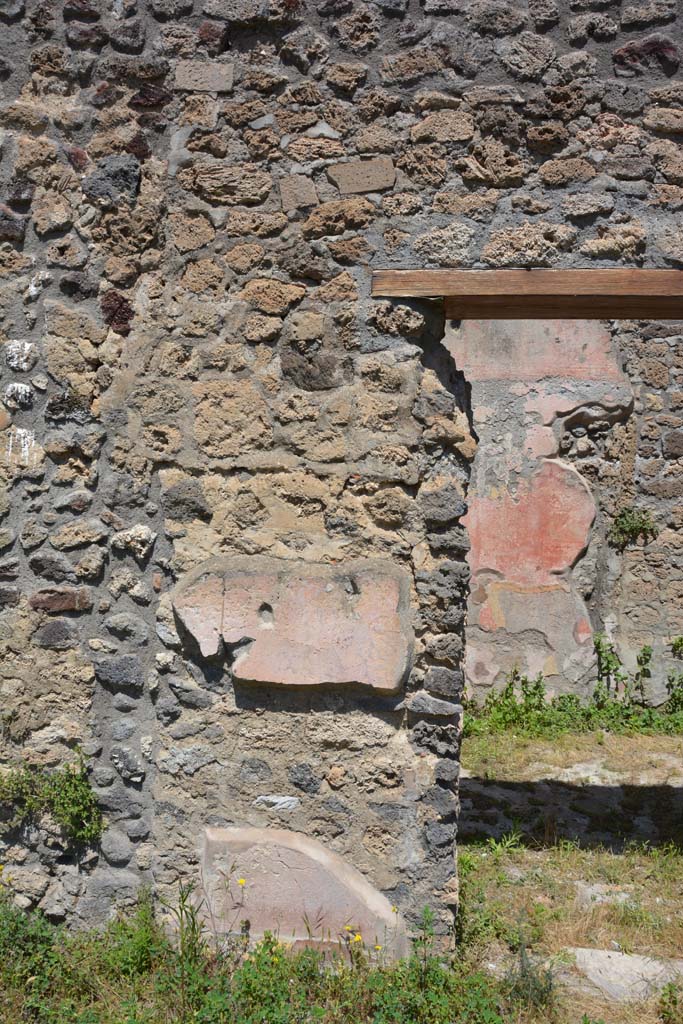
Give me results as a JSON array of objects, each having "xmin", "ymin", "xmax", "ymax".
[
  {"xmin": 0, "ymin": 755, "xmax": 102, "ymax": 845},
  {"xmin": 503, "ymin": 941, "xmax": 555, "ymax": 1015},
  {"xmin": 666, "ymin": 671, "xmax": 683, "ymax": 714},
  {"xmin": 486, "ymin": 830, "xmax": 524, "ymax": 863},
  {"xmin": 464, "ymin": 636, "xmax": 683, "ymax": 740},
  {"xmin": 608, "ymin": 507, "xmax": 658, "ymax": 550},
  {"xmin": 455, "ymin": 851, "xmax": 517, "ymax": 957},
  {"xmin": 0, "ymin": 889, "xmax": 508, "ymax": 1024},
  {"xmin": 661, "ymin": 983, "xmax": 683, "ymax": 1024}
]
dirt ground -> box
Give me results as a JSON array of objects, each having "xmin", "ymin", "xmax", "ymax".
[{"xmin": 459, "ymin": 732, "xmax": 683, "ymax": 1024}]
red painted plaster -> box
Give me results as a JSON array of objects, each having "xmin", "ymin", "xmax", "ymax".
[{"xmin": 464, "ymin": 460, "xmax": 596, "ymax": 586}]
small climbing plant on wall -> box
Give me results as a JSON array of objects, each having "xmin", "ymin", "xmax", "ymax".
[
  {"xmin": 0, "ymin": 756, "xmax": 102, "ymax": 846},
  {"xmin": 608, "ymin": 507, "xmax": 658, "ymax": 550}
]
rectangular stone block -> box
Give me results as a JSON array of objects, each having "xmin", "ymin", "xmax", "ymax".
[
  {"xmin": 174, "ymin": 60, "xmax": 234, "ymax": 93},
  {"xmin": 29, "ymin": 586, "xmax": 93, "ymax": 613},
  {"xmin": 280, "ymin": 174, "xmax": 319, "ymax": 212},
  {"xmin": 327, "ymin": 157, "xmax": 396, "ymax": 195},
  {"xmin": 172, "ymin": 556, "xmax": 413, "ymax": 693}
]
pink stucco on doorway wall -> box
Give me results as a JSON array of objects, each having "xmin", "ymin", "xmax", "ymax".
[
  {"xmin": 450, "ymin": 318, "xmax": 624, "ymax": 383},
  {"xmin": 464, "ymin": 460, "xmax": 596, "ymax": 587},
  {"xmin": 446, "ymin": 318, "xmax": 633, "ymax": 695}
]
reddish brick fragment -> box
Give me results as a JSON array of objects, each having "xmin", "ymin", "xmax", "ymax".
[
  {"xmin": 101, "ymin": 290, "xmax": 134, "ymax": 335},
  {"xmin": 613, "ymin": 33, "xmax": 679, "ymax": 75},
  {"xmin": 30, "ymin": 587, "xmax": 93, "ymax": 613},
  {"xmin": 65, "ymin": 146, "xmax": 89, "ymax": 172},
  {"xmin": 128, "ymin": 84, "xmax": 173, "ymax": 109}
]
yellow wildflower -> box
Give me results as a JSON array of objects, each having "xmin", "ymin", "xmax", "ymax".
[
  {"xmin": 374, "ymin": 945, "xmax": 382, "ymax": 951},
  {"xmin": 237, "ymin": 878, "xmax": 246, "ymax": 887},
  {"xmin": 353, "ymin": 934, "xmax": 362, "ymax": 943},
  {"xmin": 344, "ymin": 925, "xmax": 352, "ymax": 931}
]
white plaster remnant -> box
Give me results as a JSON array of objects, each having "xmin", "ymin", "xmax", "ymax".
[
  {"xmin": 4, "ymin": 382, "xmax": 33, "ymax": 409},
  {"xmin": 25, "ymin": 272, "xmax": 51, "ymax": 300},
  {"xmin": 252, "ymin": 795, "xmax": 301, "ymax": 811},
  {"xmin": 7, "ymin": 426, "xmax": 38, "ymax": 468},
  {"xmin": 5, "ymin": 340, "xmax": 37, "ymax": 372}
]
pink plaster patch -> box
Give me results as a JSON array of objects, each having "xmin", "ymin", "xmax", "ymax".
[
  {"xmin": 172, "ymin": 557, "xmax": 412, "ymax": 693},
  {"xmin": 524, "ymin": 424, "xmax": 557, "ymax": 458},
  {"xmin": 446, "ymin": 319, "xmax": 624, "ymax": 383},
  {"xmin": 464, "ymin": 460, "xmax": 596, "ymax": 586},
  {"xmin": 202, "ymin": 827, "xmax": 410, "ymax": 958},
  {"xmin": 478, "ymin": 602, "xmax": 498, "ymax": 632},
  {"xmin": 445, "ymin": 318, "xmax": 634, "ymax": 694},
  {"xmin": 574, "ymin": 616, "xmax": 593, "ymax": 644}
]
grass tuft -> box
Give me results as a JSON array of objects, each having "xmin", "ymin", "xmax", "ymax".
[{"xmin": 0, "ymin": 887, "xmax": 512, "ymax": 1024}]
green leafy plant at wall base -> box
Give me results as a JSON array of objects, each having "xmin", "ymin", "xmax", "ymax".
[
  {"xmin": 0, "ymin": 756, "xmax": 102, "ymax": 845},
  {"xmin": 0, "ymin": 890, "xmax": 510, "ymax": 1024},
  {"xmin": 593, "ymin": 632, "xmax": 628, "ymax": 695},
  {"xmin": 464, "ymin": 636, "xmax": 683, "ymax": 740},
  {"xmin": 666, "ymin": 672, "xmax": 683, "ymax": 715},
  {"xmin": 661, "ymin": 983, "xmax": 683, "ymax": 1024},
  {"xmin": 607, "ymin": 507, "xmax": 658, "ymax": 550}
]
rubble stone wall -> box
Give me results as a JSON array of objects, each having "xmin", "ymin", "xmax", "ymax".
[{"xmin": 0, "ymin": 0, "xmax": 680, "ymax": 941}]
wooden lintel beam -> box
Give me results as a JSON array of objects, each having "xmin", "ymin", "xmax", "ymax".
[
  {"xmin": 371, "ymin": 269, "xmax": 683, "ymax": 320},
  {"xmin": 443, "ymin": 295, "xmax": 683, "ymax": 320}
]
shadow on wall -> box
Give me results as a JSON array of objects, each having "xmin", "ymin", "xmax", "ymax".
[{"xmin": 459, "ymin": 775, "xmax": 683, "ymax": 851}]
